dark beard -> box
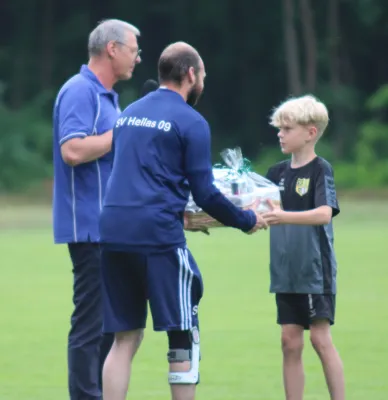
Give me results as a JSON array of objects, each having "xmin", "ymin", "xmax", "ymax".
[{"xmin": 187, "ymin": 85, "xmax": 201, "ymax": 107}]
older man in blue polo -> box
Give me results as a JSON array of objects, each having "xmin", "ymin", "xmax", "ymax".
[{"xmin": 52, "ymin": 19, "xmax": 141, "ymax": 400}]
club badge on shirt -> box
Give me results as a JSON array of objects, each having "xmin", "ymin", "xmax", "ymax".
[{"xmin": 295, "ymin": 178, "xmax": 310, "ymax": 196}]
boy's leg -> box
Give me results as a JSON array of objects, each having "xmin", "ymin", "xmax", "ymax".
[
  {"xmin": 309, "ymin": 295, "xmax": 344, "ymax": 400},
  {"xmin": 147, "ymin": 247, "xmax": 204, "ymax": 400},
  {"xmin": 100, "ymin": 250, "xmax": 147, "ymax": 400},
  {"xmin": 276, "ymin": 294, "xmax": 307, "ymax": 400},
  {"xmin": 281, "ymin": 325, "xmax": 305, "ymax": 400}
]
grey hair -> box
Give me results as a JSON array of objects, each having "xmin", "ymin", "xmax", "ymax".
[{"xmin": 88, "ymin": 19, "xmax": 140, "ymax": 57}]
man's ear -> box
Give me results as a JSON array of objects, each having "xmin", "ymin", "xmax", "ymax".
[
  {"xmin": 106, "ymin": 41, "xmax": 116, "ymax": 59},
  {"xmin": 187, "ymin": 67, "xmax": 196, "ymax": 85}
]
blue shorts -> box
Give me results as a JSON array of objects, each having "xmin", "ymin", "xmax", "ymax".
[{"xmin": 101, "ymin": 247, "xmax": 203, "ymax": 333}]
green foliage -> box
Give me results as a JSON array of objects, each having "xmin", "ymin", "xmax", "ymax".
[
  {"xmin": 319, "ymin": 83, "xmax": 362, "ymax": 115},
  {"xmin": 250, "ymin": 136, "xmax": 388, "ymax": 189},
  {"xmin": 251, "ymin": 146, "xmax": 284, "ymax": 176},
  {"xmin": 118, "ymin": 87, "xmax": 138, "ymax": 111},
  {"xmin": 334, "ymin": 161, "xmax": 388, "ymax": 189},
  {"xmin": 365, "ymin": 84, "xmax": 388, "ymax": 110},
  {"xmin": 1, "ymin": 0, "xmax": 388, "ymax": 191},
  {"xmin": 248, "ymin": 82, "xmax": 388, "ymax": 189},
  {"xmin": 0, "ymin": 93, "xmax": 53, "ymax": 192},
  {"xmin": 347, "ymin": 85, "xmax": 388, "ymax": 188},
  {"xmin": 356, "ymin": 121, "xmax": 388, "ymax": 164}
]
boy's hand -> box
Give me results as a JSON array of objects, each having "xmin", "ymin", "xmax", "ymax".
[
  {"xmin": 262, "ymin": 199, "xmax": 286, "ymax": 225},
  {"xmin": 247, "ymin": 211, "xmax": 268, "ymax": 234},
  {"xmin": 245, "ymin": 198, "xmax": 268, "ymax": 234}
]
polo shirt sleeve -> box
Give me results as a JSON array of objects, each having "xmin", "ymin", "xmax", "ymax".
[{"xmin": 58, "ymin": 84, "xmax": 96, "ymax": 146}]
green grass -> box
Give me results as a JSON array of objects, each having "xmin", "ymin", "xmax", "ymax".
[{"xmin": 0, "ymin": 200, "xmax": 387, "ymax": 399}]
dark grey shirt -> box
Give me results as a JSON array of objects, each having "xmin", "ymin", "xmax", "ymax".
[{"xmin": 266, "ymin": 157, "xmax": 340, "ymax": 295}]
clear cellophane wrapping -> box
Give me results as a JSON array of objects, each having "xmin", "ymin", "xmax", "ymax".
[{"xmin": 185, "ymin": 147, "xmax": 281, "ymax": 230}]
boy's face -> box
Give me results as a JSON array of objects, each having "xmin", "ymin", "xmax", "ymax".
[{"xmin": 277, "ymin": 122, "xmax": 317, "ymax": 154}]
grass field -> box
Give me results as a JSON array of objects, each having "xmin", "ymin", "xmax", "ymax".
[{"xmin": 0, "ymin": 199, "xmax": 387, "ymax": 399}]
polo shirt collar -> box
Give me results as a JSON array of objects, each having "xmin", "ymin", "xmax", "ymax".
[{"xmin": 80, "ymin": 64, "xmax": 117, "ymax": 96}]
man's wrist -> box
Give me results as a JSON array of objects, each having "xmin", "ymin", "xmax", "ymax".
[{"xmin": 242, "ymin": 209, "xmax": 256, "ymax": 232}]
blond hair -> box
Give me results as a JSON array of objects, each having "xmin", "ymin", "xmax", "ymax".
[{"xmin": 270, "ymin": 95, "xmax": 329, "ymax": 138}]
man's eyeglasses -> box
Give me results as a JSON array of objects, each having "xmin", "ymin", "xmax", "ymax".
[{"xmin": 116, "ymin": 41, "xmax": 142, "ymax": 57}]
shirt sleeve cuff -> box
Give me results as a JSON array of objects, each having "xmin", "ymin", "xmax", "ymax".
[
  {"xmin": 241, "ymin": 209, "xmax": 257, "ymax": 232},
  {"xmin": 59, "ymin": 132, "xmax": 87, "ymax": 145}
]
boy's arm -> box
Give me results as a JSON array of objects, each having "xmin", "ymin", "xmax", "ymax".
[
  {"xmin": 263, "ymin": 161, "xmax": 340, "ymax": 226},
  {"xmin": 264, "ymin": 204, "xmax": 332, "ymax": 225}
]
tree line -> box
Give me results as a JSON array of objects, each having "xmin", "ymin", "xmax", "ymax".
[{"xmin": 1, "ymin": 0, "xmax": 387, "ymax": 191}]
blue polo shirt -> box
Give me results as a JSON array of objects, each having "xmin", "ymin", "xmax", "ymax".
[{"xmin": 52, "ymin": 65, "xmax": 121, "ymax": 244}]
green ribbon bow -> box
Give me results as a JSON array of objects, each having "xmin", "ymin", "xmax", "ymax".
[{"xmin": 213, "ymin": 157, "xmax": 252, "ymax": 180}]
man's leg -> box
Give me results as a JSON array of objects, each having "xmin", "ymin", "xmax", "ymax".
[
  {"xmin": 309, "ymin": 295, "xmax": 344, "ymax": 400},
  {"xmin": 276, "ymin": 294, "xmax": 307, "ymax": 400},
  {"xmin": 100, "ymin": 249, "xmax": 147, "ymax": 400},
  {"xmin": 147, "ymin": 247, "xmax": 203, "ymax": 400},
  {"xmin": 167, "ymin": 329, "xmax": 199, "ymax": 400},
  {"xmin": 99, "ymin": 332, "xmax": 114, "ymax": 389},
  {"xmin": 68, "ymin": 243, "xmax": 105, "ymax": 400},
  {"xmin": 102, "ymin": 330, "xmax": 143, "ymax": 400}
]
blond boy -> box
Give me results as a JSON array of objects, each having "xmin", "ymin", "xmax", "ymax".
[{"xmin": 262, "ymin": 95, "xmax": 345, "ymax": 400}]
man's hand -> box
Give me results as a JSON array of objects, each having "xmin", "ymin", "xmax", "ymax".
[
  {"xmin": 261, "ymin": 199, "xmax": 286, "ymax": 225},
  {"xmin": 246, "ymin": 211, "xmax": 268, "ymax": 234}
]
